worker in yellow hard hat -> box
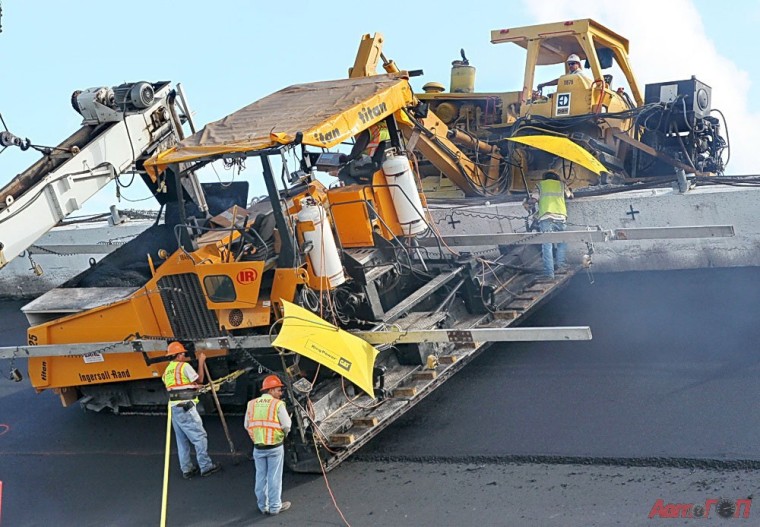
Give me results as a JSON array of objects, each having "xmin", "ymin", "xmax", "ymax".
[
  {"xmin": 537, "ymin": 54, "xmax": 588, "ymax": 91},
  {"xmin": 244, "ymin": 374, "xmax": 292, "ymax": 515},
  {"xmin": 161, "ymin": 341, "xmax": 221, "ymax": 479}
]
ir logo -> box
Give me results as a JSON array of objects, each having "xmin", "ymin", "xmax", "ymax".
[{"xmin": 236, "ymin": 268, "xmax": 258, "ymax": 285}]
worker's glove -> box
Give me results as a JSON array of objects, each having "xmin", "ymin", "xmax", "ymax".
[{"xmin": 179, "ymin": 401, "xmax": 194, "ymax": 412}]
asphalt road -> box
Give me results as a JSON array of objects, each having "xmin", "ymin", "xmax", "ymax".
[{"xmin": 1, "ymin": 268, "xmax": 760, "ymax": 526}]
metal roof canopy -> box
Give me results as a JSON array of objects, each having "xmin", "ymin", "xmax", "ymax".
[
  {"xmin": 144, "ymin": 73, "xmax": 416, "ymax": 175},
  {"xmin": 490, "ymin": 18, "xmax": 643, "ymax": 106},
  {"xmin": 144, "ymin": 73, "xmax": 415, "ymax": 268}
]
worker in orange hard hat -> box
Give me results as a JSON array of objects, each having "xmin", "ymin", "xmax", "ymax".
[
  {"xmin": 244, "ymin": 374, "xmax": 292, "ymax": 515},
  {"xmin": 537, "ymin": 53, "xmax": 588, "ymax": 91},
  {"xmin": 161, "ymin": 341, "xmax": 221, "ymax": 479}
]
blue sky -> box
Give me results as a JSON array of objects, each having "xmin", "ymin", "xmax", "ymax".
[{"xmin": 1, "ymin": 0, "xmax": 758, "ymax": 215}]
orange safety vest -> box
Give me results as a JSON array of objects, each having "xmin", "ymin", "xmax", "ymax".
[
  {"xmin": 245, "ymin": 394, "xmax": 286, "ymax": 446},
  {"xmin": 363, "ymin": 122, "xmax": 390, "ymax": 157}
]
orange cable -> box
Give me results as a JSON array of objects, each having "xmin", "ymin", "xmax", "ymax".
[{"xmin": 313, "ymin": 435, "xmax": 352, "ymax": 527}]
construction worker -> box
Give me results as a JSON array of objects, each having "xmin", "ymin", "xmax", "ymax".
[
  {"xmin": 161, "ymin": 341, "xmax": 221, "ymax": 479},
  {"xmin": 526, "ymin": 171, "xmax": 572, "ymax": 278},
  {"xmin": 337, "ymin": 120, "xmax": 391, "ymax": 184},
  {"xmin": 244, "ymin": 374, "xmax": 292, "ymax": 515},
  {"xmin": 344, "ymin": 120, "xmax": 391, "ymax": 162},
  {"xmin": 537, "ymin": 54, "xmax": 588, "ymax": 91}
]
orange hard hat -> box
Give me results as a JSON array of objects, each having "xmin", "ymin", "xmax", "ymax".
[
  {"xmin": 261, "ymin": 375, "xmax": 284, "ymax": 391},
  {"xmin": 167, "ymin": 341, "xmax": 187, "ymax": 356}
]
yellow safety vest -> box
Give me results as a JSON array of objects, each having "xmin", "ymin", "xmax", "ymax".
[
  {"xmin": 537, "ymin": 179, "xmax": 567, "ymax": 218},
  {"xmin": 162, "ymin": 361, "xmax": 200, "ymax": 405},
  {"xmin": 245, "ymin": 394, "xmax": 286, "ymax": 446},
  {"xmin": 364, "ymin": 122, "xmax": 390, "ymax": 157}
]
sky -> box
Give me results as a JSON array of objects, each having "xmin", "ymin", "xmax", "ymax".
[{"xmin": 1, "ymin": 0, "xmax": 758, "ymax": 216}]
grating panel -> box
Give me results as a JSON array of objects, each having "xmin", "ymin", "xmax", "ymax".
[{"xmin": 158, "ymin": 273, "xmax": 221, "ymax": 339}]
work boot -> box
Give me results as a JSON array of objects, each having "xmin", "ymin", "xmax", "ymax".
[
  {"xmin": 269, "ymin": 501, "xmax": 291, "ymax": 515},
  {"xmin": 201, "ymin": 463, "xmax": 222, "ymax": 477},
  {"xmin": 182, "ymin": 467, "xmax": 200, "ymax": 480}
]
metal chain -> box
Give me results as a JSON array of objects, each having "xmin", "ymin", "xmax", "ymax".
[
  {"xmin": 230, "ymin": 335, "xmax": 278, "ymax": 376},
  {"xmin": 79, "ymin": 337, "xmax": 137, "ymax": 358},
  {"xmin": 497, "ymin": 229, "xmax": 544, "ymax": 248},
  {"xmin": 139, "ymin": 332, "xmax": 279, "ymax": 377},
  {"xmin": 434, "ymin": 209, "xmax": 526, "ymax": 226},
  {"xmin": 28, "ymin": 244, "xmax": 72, "ymax": 256}
]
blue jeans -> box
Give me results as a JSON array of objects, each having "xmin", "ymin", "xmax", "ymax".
[
  {"xmin": 254, "ymin": 445, "xmax": 285, "ymax": 514},
  {"xmin": 171, "ymin": 404, "xmax": 213, "ymax": 474},
  {"xmin": 539, "ymin": 219, "xmax": 567, "ymax": 278}
]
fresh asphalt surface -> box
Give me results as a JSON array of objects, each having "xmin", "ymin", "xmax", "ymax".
[{"xmin": 1, "ymin": 268, "xmax": 760, "ymax": 526}]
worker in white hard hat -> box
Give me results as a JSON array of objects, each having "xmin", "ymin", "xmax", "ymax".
[{"xmin": 537, "ymin": 54, "xmax": 587, "ymax": 91}]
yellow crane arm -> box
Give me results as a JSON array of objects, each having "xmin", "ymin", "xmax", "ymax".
[{"xmin": 350, "ymin": 32, "xmax": 505, "ymax": 197}]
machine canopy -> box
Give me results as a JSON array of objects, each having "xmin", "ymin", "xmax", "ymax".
[{"xmin": 145, "ymin": 74, "xmax": 415, "ymax": 177}]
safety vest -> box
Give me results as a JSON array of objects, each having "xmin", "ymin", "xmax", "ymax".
[
  {"xmin": 162, "ymin": 361, "xmax": 200, "ymax": 404},
  {"xmin": 245, "ymin": 394, "xmax": 286, "ymax": 446},
  {"xmin": 364, "ymin": 122, "xmax": 390, "ymax": 157},
  {"xmin": 537, "ymin": 179, "xmax": 567, "ymax": 218}
]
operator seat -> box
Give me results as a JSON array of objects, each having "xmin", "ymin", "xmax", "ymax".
[
  {"xmin": 337, "ymin": 135, "xmax": 389, "ymax": 186},
  {"xmin": 242, "ymin": 201, "xmax": 276, "ymax": 261}
]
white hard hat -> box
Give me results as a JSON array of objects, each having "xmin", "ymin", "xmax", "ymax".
[{"xmin": 567, "ymin": 54, "xmax": 581, "ymax": 63}]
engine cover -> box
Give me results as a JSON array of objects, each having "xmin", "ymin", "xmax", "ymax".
[{"xmin": 645, "ymin": 77, "xmax": 711, "ymax": 127}]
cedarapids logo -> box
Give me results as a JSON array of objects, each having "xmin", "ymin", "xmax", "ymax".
[{"xmin": 648, "ymin": 497, "xmax": 751, "ymax": 519}]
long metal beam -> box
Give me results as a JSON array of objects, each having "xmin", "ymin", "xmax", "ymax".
[
  {"xmin": 355, "ymin": 326, "xmax": 592, "ymax": 344},
  {"xmin": 415, "ymin": 225, "xmax": 735, "ymax": 247},
  {"xmin": 0, "ymin": 326, "xmax": 592, "ymax": 360}
]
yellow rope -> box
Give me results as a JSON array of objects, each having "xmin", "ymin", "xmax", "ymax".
[
  {"xmin": 197, "ymin": 368, "xmax": 247, "ymax": 394},
  {"xmin": 160, "ymin": 403, "xmax": 172, "ymax": 527}
]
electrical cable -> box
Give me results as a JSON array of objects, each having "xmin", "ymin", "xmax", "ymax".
[
  {"xmin": 711, "ymin": 108, "xmax": 730, "ymax": 168},
  {"xmin": 312, "ymin": 435, "xmax": 352, "ymax": 527}
]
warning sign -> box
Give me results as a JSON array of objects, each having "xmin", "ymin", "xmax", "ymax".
[{"xmin": 555, "ymin": 93, "xmax": 571, "ymax": 116}]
